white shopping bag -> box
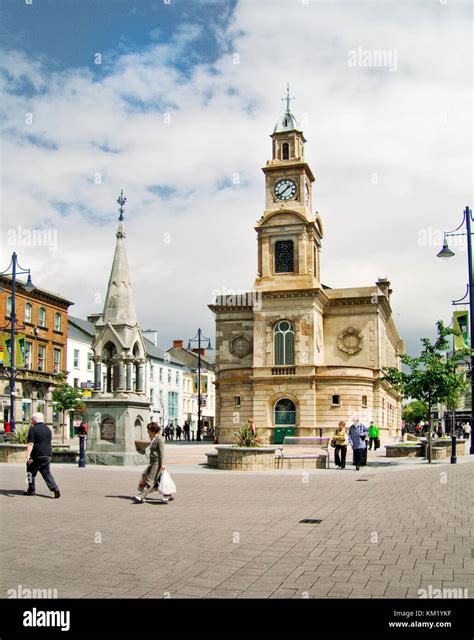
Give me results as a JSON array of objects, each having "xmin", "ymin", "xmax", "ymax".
[{"xmin": 158, "ymin": 469, "xmax": 176, "ymax": 495}]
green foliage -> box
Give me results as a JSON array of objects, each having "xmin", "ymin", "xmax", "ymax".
[
  {"xmin": 383, "ymin": 321, "xmax": 470, "ymax": 414},
  {"xmin": 52, "ymin": 383, "xmax": 85, "ymax": 413},
  {"xmin": 232, "ymin": 425, "xmax": 262, "ymax": 448},
  {"xmin": 402, "ymin": 400, "xmax": 428, "ymax": 425},
  {"xmin": 12, "ymin": 424, "xmax": 30, "ymax": 444}
]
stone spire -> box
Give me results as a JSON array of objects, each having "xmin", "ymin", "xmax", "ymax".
[{"xmin": 101, "ymin": 191, "xmax": 138, "ymax": 326}]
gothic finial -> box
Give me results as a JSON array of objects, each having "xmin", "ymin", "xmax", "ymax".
[
  {"xmin": 117, "ymin": 189, "xmax": 127, "ymax": 221},
  {"xmin": 281, "ymin": 82, "xmax": 294, "ymax": 113}
]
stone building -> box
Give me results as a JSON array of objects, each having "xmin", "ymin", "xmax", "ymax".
[
  {"xmin": 209, "ymin": 98, "xmax": 404, "ymax": 444},
  {"xmin": 0, "ymin": 274, "xmax": 73, "ymax": 434}
]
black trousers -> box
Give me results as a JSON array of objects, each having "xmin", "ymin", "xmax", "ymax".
[
  {"xmin": 27, "ymin": 456, "xmax": 59, "ymax": 492},
  {"xmin": 353, "ymin": 448, "xmax": 364, "ymax": 468},
  {"xmin": 335, "ymin": 445, "xmax": 347, "ymax": 468},
  {"xmin": 369, "ymin": 437, "xmax": 377, "ymax": 450}
]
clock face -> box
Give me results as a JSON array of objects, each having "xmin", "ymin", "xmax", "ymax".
[
  {"xmin": 305, "ymin": 183, "xmax": 310, "ymax": 205},
  {"xmin": 274, "ymin": 178, "xmax": 297, "ymax": 201}
]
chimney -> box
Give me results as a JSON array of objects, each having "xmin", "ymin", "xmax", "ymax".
[
  {"xmin": 143, "ymin": 330, "xmax": 158, "ymax": 346},
  {"xmin": 87, "ymin": 314, "xmax": 102, "ymax": 324},
  {"xmin": 192, "ymin": 348, "xmax": 206, "ymax": 356},
  {"xmin": 173, "ymin": 340, "xmax": 184, "ymax": 349},
  {"xmin": 376, "ymin": 277, "xmax": 392, "ymax": 300}
]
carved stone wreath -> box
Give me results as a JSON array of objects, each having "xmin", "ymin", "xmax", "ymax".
[
  {"xmin": 337, "ymin": 327, "xmax": 363, "ymax": 355},
  {"xmin": 230, "ymin": 335, "xmax": 253, "ymax": 358}
]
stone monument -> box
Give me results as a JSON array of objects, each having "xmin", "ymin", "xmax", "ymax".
[{"xmin": 85, "ymin": 191, "xmax": 150, "ymax": 465}]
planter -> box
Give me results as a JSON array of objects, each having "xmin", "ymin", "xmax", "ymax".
[
  {"xmin": 385, "ymin": 444, "xmax": 423, "ymax": 458},
  {"xmin": 0, "ymin": 443, "xmax": 27, "ymax": 463},
  {"xmin": 215, "ymin": 446, "xmax": 277, "ymax": 470}
]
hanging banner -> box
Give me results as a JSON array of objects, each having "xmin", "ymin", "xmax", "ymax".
[
  {"xmin": 453, "ymin": 311, "xmax": 469, "ymax": 350},
  {"xmin": 1, "ymin": 333, "xmax": 25, "ymax": 367}
]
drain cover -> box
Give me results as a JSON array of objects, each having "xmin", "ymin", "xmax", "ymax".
[
  {"xmin": 299, "ymin": 519, "xmax": 322, "ymax": 524},
  {"xmin": 356, "ymin": 478, "xmax": 368, "ymax": 481}
]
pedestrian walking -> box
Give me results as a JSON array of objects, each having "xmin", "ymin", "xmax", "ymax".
[
  {"xmin": 348, "ymin": 419, "xmax": 367, "ymax": 470},
  {"xmin": 183, "ymin": 421, "xmax": 190, "ymax": 441},
  {"xmin": 24, "ymin": 412, "xmax": 60, "ymax": 498},
  {"xmin": 332, "ymin": 421, "xmax": 348, "ymax": 469},
  {"xmin": 176, "ymin": 425, "xmax": 182, "ymax": 441},
  {"xmin": 368, "ymin": 421, "xmax": 380, "ymax": 450},
  {"xmin": 462, "ymin": 422, "xmax": 471, "ymax": 440},
  {"xmin": 134, "ymin": 423, "xmax": 168, "ymax": 504},
  {"xmin": 169, "ymin": 423, "xmax": 175, "ymax": 441}
]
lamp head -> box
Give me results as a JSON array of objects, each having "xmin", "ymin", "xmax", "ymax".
[
  {"xmin": 23, "ymin": 274, "xmax": 35, "ymax": 292},
  {"xmin": 437, "ymin": 240, "xmax": 455, "ymax": 259}
]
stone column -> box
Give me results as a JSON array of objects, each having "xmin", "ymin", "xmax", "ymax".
[
  {"xmin": 93, "ymin": 356, "xmax": 102, "ymax": 391},
  {"xmin": 125, "ymin": 358, "xmax": 133, "ymax": 391},
  {"xmin": 115, "ymin": 357, "xmax": 125, "ymax": 391},
  {"xmin": 136, "ymin": 359, "xmax": 145, "ymax": 393}
]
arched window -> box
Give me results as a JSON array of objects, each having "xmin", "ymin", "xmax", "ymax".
[
  {"xmin": 24, "ymin": 302, "xmax": 32, "ymax": 323},
  {"xmin": 38, "ymin": 306, "xmax": 46, "ymax": 327},
  {"xmin": 274, "ymin": 320, "xmax": 295, "ymax": 365},
  {"xmin": 54, "ymin": 312, "xmax": 62, "ymax": 331},
  {"xmin": 274, "ymin": 398, "xmax": 296, "ymax": 426},
  {"xmin": 6, "ymin": 296, "xmax": 12, "ymax": 318},
  {"xmin": 275, "ymin": 240, "xmax": 294, "ymax": 273},
  {"xmin": 282, "ymin": 143, "xmax": 289, "ymax": 160}
]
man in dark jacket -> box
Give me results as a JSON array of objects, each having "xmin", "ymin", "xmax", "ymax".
[{"xmin": 25, "ymin": 413, "xmax": 60, "ymax": 498}]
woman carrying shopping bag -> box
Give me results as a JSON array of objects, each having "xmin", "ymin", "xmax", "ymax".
[{"xmin": 134, "ymin": 422, "xmax": 168, "ymax": 504}]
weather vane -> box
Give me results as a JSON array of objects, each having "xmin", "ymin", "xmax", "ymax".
[
  {"xmin": 117, "ymin": 189, "xmax": 127, "ymax": 221},
  {"xmin": 281, "ymin": 82, "xmax": 294, "ymax": 113}
]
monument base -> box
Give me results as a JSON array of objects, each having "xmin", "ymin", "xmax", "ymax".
[
  {"xmin": 86, "ymin": 451, "xmax": 146, "ymax": 466},
  {"xmin": 84, "ymin": 396, "xmax": 151, "ymax": 466}
]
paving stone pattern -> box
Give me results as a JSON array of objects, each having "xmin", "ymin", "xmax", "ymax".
[{"xmin": 0, "ymin": 460, "xmax": 473, "ymax": 599}]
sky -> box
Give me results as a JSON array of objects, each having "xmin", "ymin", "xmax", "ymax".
[{"xmin": 0, "ymin": 0, "xmax": 472, "ymax": 357}]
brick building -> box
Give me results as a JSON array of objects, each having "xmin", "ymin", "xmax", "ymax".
[{"xmin": 0, "ymin": 274, "xmax": 73, "ymax": 432}]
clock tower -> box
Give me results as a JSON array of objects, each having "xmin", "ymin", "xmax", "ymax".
[
  {"xmin": 210, "ymin": 89, "xmax": 403, "ymax": 447},
  {"xmin": 255, "ymin": 85, "xmax": 323, "ymax": 292}
]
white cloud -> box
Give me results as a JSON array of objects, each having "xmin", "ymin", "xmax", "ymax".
[{"xmin": 0, "ymin": 1, "xmax": 471, "ymax": 355}]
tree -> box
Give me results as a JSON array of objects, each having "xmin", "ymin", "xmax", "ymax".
[
  {"xmin": 444, "ymin": 369, "xmax": 469, "ymax": 435},
  {"xmin": 402, "ymin": 400, "xmax": 428, "ymax": 426},
  {"xmin": 383, "ymin": 321, "xmax": 470, "ymax": 462},
  {"xmin": 52, "ymin": 381, "xmax": 86, "ymax": 443}
]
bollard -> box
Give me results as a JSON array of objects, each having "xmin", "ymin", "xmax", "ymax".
[{"xmin": 78, "ymin": 435, "xmax": 86, "ymax": 468}]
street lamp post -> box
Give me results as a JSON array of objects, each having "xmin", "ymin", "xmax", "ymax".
[
  {"xmin": 0, "ymin": 253, "xmax": 35, "ymax": 433},
  {"xmin": 188, "ymin": 329, "xmax": 212, "ymax": 442},
  {"xmin": 437, "ymin": 205, "xmax": 474, "ymax": 456}
]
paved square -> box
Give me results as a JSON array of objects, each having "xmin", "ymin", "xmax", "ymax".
[{"xmin": 1, "ymin": 454, "xmax": 473, "ymax": 599}]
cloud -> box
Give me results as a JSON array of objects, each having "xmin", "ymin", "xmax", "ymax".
[{"xmin": 0, "ymin": 1, "xmax": 471, "ymax": 356}]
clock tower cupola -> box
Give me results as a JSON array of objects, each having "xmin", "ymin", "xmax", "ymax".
[{"xmin": 255, "ymin": 86, "xmax": 323, "ymax": 291}]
